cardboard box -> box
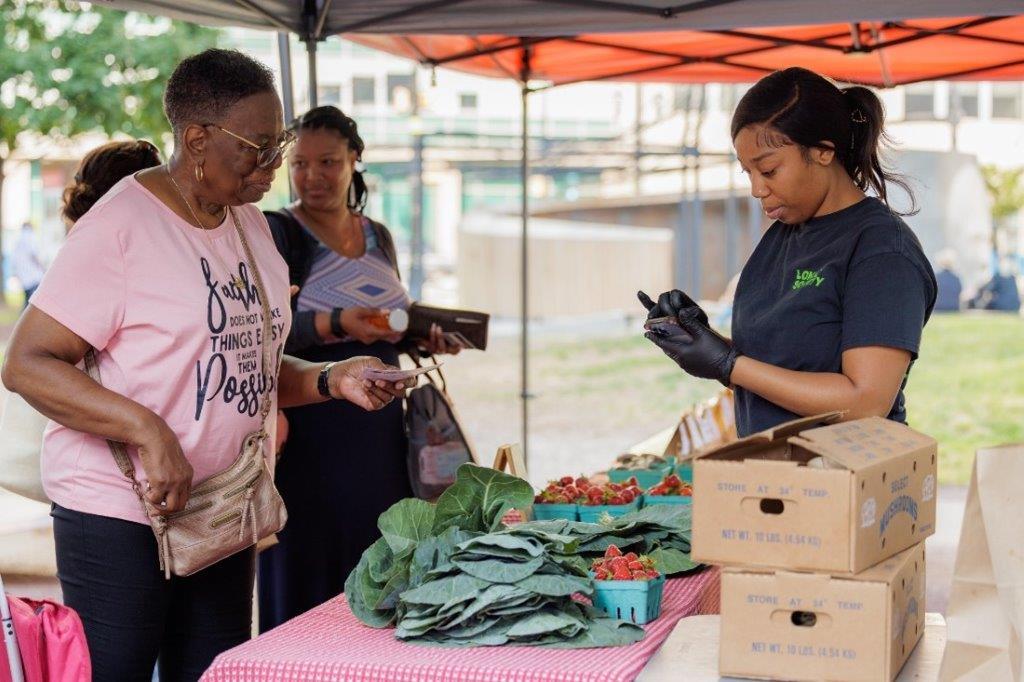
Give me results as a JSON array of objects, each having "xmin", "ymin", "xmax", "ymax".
[
  {"xmin": 719, "ymin": 543, "xmax": 926, "ymax": 682},
  {"xmin": 692, "ymin": 414, "xmax": 937, "ymax": 573}
]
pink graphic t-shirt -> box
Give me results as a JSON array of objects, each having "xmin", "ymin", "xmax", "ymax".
[{"xmin": 31, "ymin": 175, "xmax": 291, "ymax": 525}]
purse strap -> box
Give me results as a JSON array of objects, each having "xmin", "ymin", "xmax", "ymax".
[
  {"xmin": 90, "ymin": 206, "xmax": 276, "ymax": 500},
  {"xmin": 407, "ymin": 347, "xmax": 448, "ymax": 395}
]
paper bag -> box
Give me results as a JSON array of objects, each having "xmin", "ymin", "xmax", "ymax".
[{"xmin": 939, "ymin": 444, "xmax": 1024, "ymax": 681}]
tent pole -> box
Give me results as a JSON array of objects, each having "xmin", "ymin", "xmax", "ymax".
[
  {"xmin": 724, "ymin": 152, "xmax": 738, "ymax": 275},
  {"xmin": 410, "ymin": 68, "xmax": 426, "ymax": 299},
  {"xmin": 306, "ymin": 39, "xmax": 318, "ymax": 108},
  {"xmin": 277, "ymin": 33, "xmax": 295, "ymax": 124},
  {"xmin": 520, "ymin": 45, "xmax": 532, "ymax": 468},
  {"xmin": 278, "ymin": 32, "xmax": 296, "ymax": 202}
]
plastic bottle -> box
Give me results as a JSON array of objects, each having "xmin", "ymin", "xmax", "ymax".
[{"xmin": 367, "ymin": 308, "xmax": 409, "ymax": 333}]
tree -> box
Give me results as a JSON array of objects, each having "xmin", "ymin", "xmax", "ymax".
[
  {"xmin": 1, "ymin": 0, "xmax": 218, "ymax": 293},
  {"xmin": 981, "ymin": 165, "xmax": 1024, "ymax": 250}
]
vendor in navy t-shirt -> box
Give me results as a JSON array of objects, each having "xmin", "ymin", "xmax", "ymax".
[{"xmin": 641, "ymin": 67, "xmax": 937, "ymax": 437}]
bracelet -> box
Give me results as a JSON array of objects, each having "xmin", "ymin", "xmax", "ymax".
[
  {"xmin": 317, "ymin": 361, "xmax": 338, "ymax": 398},
  {"xmin": 330, "ymin": 307, "xmax": 345, "ymax": 338}
]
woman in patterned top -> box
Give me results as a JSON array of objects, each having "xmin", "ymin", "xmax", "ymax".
[{"xmin": 259, "ymin": 106, "xmax": 461, "ymax": 630}]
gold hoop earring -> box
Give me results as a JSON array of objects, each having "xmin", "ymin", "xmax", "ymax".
[{"xmin": 194, "ymin": 164, "xmax": 204, "ymax": 183}]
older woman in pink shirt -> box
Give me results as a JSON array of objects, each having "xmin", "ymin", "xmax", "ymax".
[{"xmin": 2, "ymin": 49, "xmax": 406, "ymax": 682}]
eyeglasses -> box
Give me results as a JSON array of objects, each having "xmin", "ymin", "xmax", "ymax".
[{"xmin": 206, "ymin": 124, "xmax": 296, "ymax": 169}]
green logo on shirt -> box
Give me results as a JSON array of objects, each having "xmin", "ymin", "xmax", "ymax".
[{"xmin": 792, "ymin": 268, "xmax": 825, "ymax": 290}]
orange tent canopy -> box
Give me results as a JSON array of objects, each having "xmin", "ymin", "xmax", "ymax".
[{"xmin": 348, "ymin": 16, "xmax": 1024, "ymax": 88}]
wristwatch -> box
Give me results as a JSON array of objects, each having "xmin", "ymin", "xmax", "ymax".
[
  {"xmin": 317, "ymin": 361, "xmax": 338, "ymax": 398},
  {"xmin": 330, "ymin": 308, "xmax": 345, "ymax": 338}
]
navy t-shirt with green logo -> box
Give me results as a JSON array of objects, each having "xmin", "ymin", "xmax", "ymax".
[{"xmin": 731, "ymin": 197, "xmax": 937, "ymax": 437}]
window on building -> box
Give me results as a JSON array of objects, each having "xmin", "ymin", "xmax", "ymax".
[
  {"xmin": 903, "ymin": 83, "xmax": 936, "ymax": 120},
  {"xmin": 720, "ymin": 83, "xmax": 752, "ymax": 113},
  {"xmin": 459, "ymin": 93, "xmax": 478, "ymax": 111},
  {"xmin": 387, "ymin": 73, "xmax": 415, "ymax": 106},
  {"xmin": 673, "ymin": 85, "xmax": 708, "ymax": 112},
  {"xmin": 317, "ymin": 86, "xmax": 342, "ymax": 106},
  {"xmin": 948, "ymin": 83, "xmax": 979, "ymax": 118},
  {"xmin": 352, "ymin": 77, "xmax": 376, "ymax": 106},
  {"xmin": 992, "ymin": 83, "xmax": 1022, "ymax": 119}
]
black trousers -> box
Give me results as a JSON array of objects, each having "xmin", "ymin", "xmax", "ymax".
[{"xmin": 52, "ymin": 504, "xmax": 254, "ymax": 682}]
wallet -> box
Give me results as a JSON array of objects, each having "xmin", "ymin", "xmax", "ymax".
[{"xmin": 408, "ymin": 303, "xmax": 490, "ymax": 351}]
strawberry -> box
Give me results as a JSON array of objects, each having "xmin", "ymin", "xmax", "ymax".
[
  {"xmin": 621, "ymin": 490, "xmax": 635, "ymax": 503},
  {"xmin": 627, "ymin": 560, "xmax": 644, "ymax": 571},
  {"xmin": 646, "ymin": 568, "xmax": 660, "ymax": 578},
  {"xmin": 575, "ymin": 476, "xmax": 589, "ymax": 489},
  {"xmin": 632, "ymin": 570, "xmax": 650, "ymax": 580},
  {"xmin": 608, "ymin": 495, "xmax": 625, "ymax": 505},
  {"xmin": 559, "ymin": 475, "xmax": 574, "ymax": 486},
  {"xmin": 595, "ymin": 568, "xmax": 611, "ymax": 580},
  {"xmin": 624, "ymin": 552, "xmax": 638, "ymax": 562},
  {"xmin": 627, "ymin": 476, "xmax": 639, "ymax": 487},
  {"xmin": 611, "ymin": 563, "xmax": 632, "ymax": 580},
  {"xmin": 605, "ymin": 545, "xmax": 622, "ymax": 558}
]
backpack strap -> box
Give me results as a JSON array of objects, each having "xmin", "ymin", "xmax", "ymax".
[
  {"xmin": 265, "ymin": 209, "xmax": 316, "ymax": 310},
  {"xmin": 366, "ymin": 217, "xmax": 402, "ymax": 282}
]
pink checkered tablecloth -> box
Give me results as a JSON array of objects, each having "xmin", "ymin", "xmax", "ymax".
[{"xmin": 201, "ymin": 568, "xmax": 719, "ymax": 682}]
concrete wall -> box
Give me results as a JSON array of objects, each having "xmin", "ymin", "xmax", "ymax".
[{"xmin": 457, "ymin": 213, "xmax": 673, "ymax": 318}]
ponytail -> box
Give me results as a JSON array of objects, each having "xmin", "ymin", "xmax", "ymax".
[
  {"xmin": 731, "ymin": 67, "xmax": 916, "ymax": 214},
  {"xmin": 349, "ymin": 165, "xmax": 368, "ymax": 214},
  {"xmin": 841, "ymin": 86, "xmax": 915, "ymax": 212}
]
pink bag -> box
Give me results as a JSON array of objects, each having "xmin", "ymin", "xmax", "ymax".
[{"xmin": 0, "ymin": 595, "xmax": 90, "ymax": 682}]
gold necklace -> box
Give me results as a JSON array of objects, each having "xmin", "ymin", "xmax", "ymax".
[{"xmin": 167, "ymin": 168, "xmax": 244, "ymax": 290}]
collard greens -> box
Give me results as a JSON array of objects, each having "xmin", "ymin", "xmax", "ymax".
[{"xmin": 344, "ymin": 464, "xmax": 699, "ymax": 648}]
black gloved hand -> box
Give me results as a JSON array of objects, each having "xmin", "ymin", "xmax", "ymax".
[
  {"xmin": 644, "ymin": 308, "xmax": 739, "ymax": 387},
  {"xmin": 637, "ymin": 289, "xmax": 709, "ymax": 327}
]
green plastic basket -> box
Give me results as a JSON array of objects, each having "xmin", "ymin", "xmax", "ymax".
[
  {"xmin": 608, "ymin": 465, "xmax": 672, "ymax": 490},
  {"xmin": 578, "ymin": 499, "xmax": 640, "ymax": 523},
  {"xmin": 675, "ymin": 461, "xmax": 694, "ymax": 484},
  {"xmin": 531, "ymin": 503, "xmax": 579, "ymax": 521},
  {"xmin": 592, "ymin": 574, "xmax": 666, "ymax": 625},
  {"xmin": 641, "ymin": 494, "xmax": 692, "ymax": 508}
]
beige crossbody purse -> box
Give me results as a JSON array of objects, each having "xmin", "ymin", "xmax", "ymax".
[{"xmin": 85, "ymin": 207, "xmax": 287, "ymax": 578}]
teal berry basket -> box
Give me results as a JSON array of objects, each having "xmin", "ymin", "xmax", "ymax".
[
  {"xmin": 578, "ymin": 499, "xmax": 640, "ymax": 523},
  {"xmin": 675, "ymin": 461, "xmax": 694, "ymax": 484},
  {"xmin": 532, "ymin": 502, "xmax": 578, "ymax": 521},
  {"xmin": 608, "ymin": 465, "xmax": 672, "ymax": 490},
  {"xmin": 592, "ymin": 574, "xmax": 666, "ymax": 625},
  {"xmin": 641, "ymin": 494, "xmax": 692, "ymax": 508}
]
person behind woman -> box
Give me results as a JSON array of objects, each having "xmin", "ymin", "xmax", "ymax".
[
  {"xmin": 641, "ymin": 67, "xmax": 936, "ymax": 437},
  {"xmin": 62, "ymin": 140, "xmax": 162, "ymax": 227},
  {"xmin": 1, "ymin": 49, "xmax": 406, "ymax": 681},
  {"xmin": 259, "ymin": 105, "xmax": 461, "ymax": 632}
]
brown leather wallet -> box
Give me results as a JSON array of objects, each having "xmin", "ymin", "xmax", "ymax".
[{"xmin": 408, "ymin": 303, "xmax": 490, "ymax": 351}]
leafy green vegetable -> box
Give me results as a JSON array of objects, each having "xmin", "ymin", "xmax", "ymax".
[
  {"xmin": 345, "ymin": 463, "xmax": 698, "ymax": 647},
  {"xmin": 432, "ymin": 465, "xmax": 535, "ymax": 534},
  {"xmin": 393, "ymin": 526, "xmax": 643, "ymax": 648}
]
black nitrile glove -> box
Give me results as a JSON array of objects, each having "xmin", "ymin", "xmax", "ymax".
[
  {"xmin": 637, "ymin": 289, "xmax": 709, "ymax": 327},
  {"xmin": 644, "ymin": 308, "xmax": 739, "ymax": 386}
]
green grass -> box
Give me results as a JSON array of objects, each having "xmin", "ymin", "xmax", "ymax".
[{"xmin": 906, "ymin": 313, "xmax": 1024, "ymax": 484}]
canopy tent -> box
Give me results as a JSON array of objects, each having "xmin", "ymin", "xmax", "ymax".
[
  {"xmin": 348, "ymin": 16, "xmax": 1024, "ymax": 88},
  {"xmin": 106, "ymin": 0, "xmax": 1024, "ymax": 462}
]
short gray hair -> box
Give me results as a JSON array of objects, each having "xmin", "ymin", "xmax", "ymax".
[{"xmin": 164, "ymin": 49, "xmax": 276, "ymax": 141}]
